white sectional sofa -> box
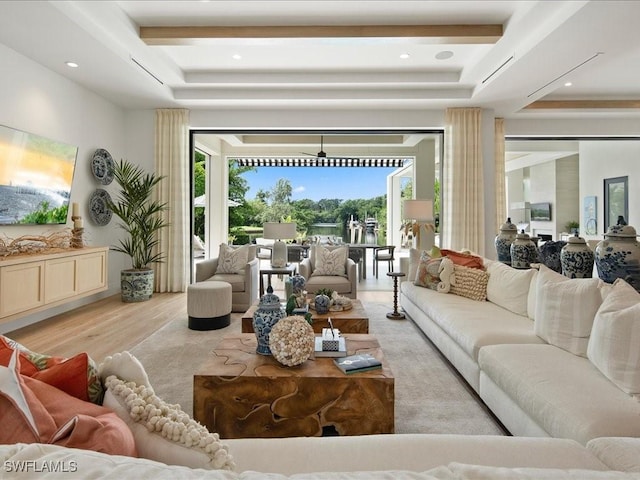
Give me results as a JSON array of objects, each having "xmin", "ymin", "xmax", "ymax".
[{"xmin": 400, "ymin": 249, "xmax": 640, "ymax": 445}]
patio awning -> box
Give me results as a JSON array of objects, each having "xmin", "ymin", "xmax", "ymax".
[{"xmin": 231, "ymin": 157, "xmax": 409, "ymax": 168}]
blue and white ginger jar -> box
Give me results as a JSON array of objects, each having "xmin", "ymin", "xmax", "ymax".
[
  {"xmin": 291, "ymin": 274, "xmax": 306, "ymax": 294},
  {"xmin": 595, "ymin": 223, "xmax": 640, "ymax": 291},
  {"xmin": 252, "ymin": 286, "xmax": 285, "ymax": 355},
  {"xmin": 510, "ymin": 230, "xmax": 538, "ymax": 269},
  {"xmin": 314, "ymin": 294, "xmax": 331, "ymax": 314},
  {"xmin": 495, "ymin": 217, "xmax": 518, "ymax": 264},
  {"xmin": 561, "ymin": 233, "xmax": 594, "ymax": 278}
]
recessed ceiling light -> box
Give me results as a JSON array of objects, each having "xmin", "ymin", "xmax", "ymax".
[
  {"xmin": 65, "ymin": 61, "xmax": 79, "ymax": 68},
  {"xmin": 232, "ymin": 54, "xmax": 242, "ymax": 60},
  {"xmin": 435, "ymin": 50, "xmax": 454, "ymax": 60},
  {"xmin": 564, "ymin": 82, "xmax": 573, "ymax": 87},
  {"xmin": 399, "ymin": 53, "xmax": 410, "ymax": 59}
]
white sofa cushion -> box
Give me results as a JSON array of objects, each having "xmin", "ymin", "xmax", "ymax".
[
  {"xmin": 534, "ymin": 265, "xmax": 603, "ymax": 356},
  {"xmin": 401, "ymin": 283, "xmax": 543, "ymax": 362},
  {"xmin": 486, "ymin": 261, "xmax": 535, "ymax": 317},
  {"xmin": 587, "ymin": 437, "xmax": 640, "ymax": 473},
  {"xmin": 587, "ymin": 278, "xmax": 640, "ymax": 398},
  {"xmin": 478, "ymin": 344, "xmax": 640, "ymax": 444}
]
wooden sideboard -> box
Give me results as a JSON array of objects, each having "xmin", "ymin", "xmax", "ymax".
[{"xmin": 0, "ymin": 246, "xmax": 108, "ymax": 324}]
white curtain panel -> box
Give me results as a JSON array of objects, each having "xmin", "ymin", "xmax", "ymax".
[
  {"xmin": 154, "ymin": 109, "xmax": 190, "ymax": 292},
  {"xmin": 442, "ymin": 107, "xmax": 485, "ymax": 253},
  {"xmin": 494, "ymin": 117, "xmax": 507, "ymax": 233}
]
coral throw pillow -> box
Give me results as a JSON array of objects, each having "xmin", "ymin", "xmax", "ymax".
[
  {"xmin": 440, "ymin": 249, "xmax": 484, "ymax": 269},
  {"xmin": 0, "ymin": 336, "xmax": 103, "ymax": 404},
  {"xmin": 0, "ymin": 350, "xmax": 136, "ymax": 457}
]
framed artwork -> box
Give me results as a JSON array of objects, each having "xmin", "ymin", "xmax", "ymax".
[
  {"xmin": 604, "ymin": 176, "xmax": 628, "ymax": 231},
  {"xmin": 583, "ymin": 196, "xmax": 597, "ymax": 235}
]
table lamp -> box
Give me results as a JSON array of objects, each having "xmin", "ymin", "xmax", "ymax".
[
  {"xmin": 403, "ymin": 199, "xmax": 434, "ymax": 248},
  {"xmin": 263, "ymin": 222, "xmax": 297, "ymax": 268}
]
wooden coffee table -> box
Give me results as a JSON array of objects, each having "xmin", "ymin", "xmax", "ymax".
[
  {"xmin": 193, "ymin": 333, "xmax": 394, "ymax": 438},
  {"xmin": 242, "ymin": 298, "xmax": 369, "ymax": 333}
]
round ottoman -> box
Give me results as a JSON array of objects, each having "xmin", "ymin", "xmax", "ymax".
[{"xmin": 187, "ymin": 281, "xmax": 232, "ymax": 330}]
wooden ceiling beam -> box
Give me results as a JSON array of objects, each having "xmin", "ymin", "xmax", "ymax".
[
  {"xmin": 140, "ymin": 24, "xmax": 503, "ymax": 45},
  {"xmin": 525, "ymin": 100, "xmax": 640, "ymax": 109}
]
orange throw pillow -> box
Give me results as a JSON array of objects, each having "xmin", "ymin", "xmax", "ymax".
[
  {"xmin": 0, "ymin": 351, "xmax": 137, "ymax": 457},
  {"xmin": 0, "ymin": 336, "xmax": 102, "ymax": 403},
  {"xmin": 440, "ymin": 249, "xmax": 484, "ymax": 269}
]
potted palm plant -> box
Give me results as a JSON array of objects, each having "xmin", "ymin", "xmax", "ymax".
[{"xmin": 107, "ymin": 159, "xmax": 167, "ymax": 302}]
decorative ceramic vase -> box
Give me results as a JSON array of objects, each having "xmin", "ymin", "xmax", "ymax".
[
  {"xmin": 314, "ymin": 294, "xmax": 331, "ymax": 314},
  {"xmin": 121, "ymin": 269, "xmax": 154, "ymax": 302},
  {"xmin": 291, "ymin": 274, "xmax": 306, "ymax": 294},
  {"xmin": 561, "ymin": 233, "xmax": 594, "ymax": 278},
  {"xmin": 495, "ymin": 217, "xmax": 518, "ymax": 264},
  {"xmin": 595, "ymin": 221, "xmax": 640, "ymax": 291},
  {"xmin": 252, "ymin": 286, "xmax": 285, "ymax": 355},
  {"xmin": 510, "ymin": 230, "xmax": 538, "ymax": 269},
  {"xmin": 538, "ymin": 240, "xmax": 567, "ymax": 273}
]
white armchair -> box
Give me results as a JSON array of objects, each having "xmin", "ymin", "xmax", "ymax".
[
  {"xmin": 195, "ymin": 244, "xmax": 259, "ymax": 312},
  {"xmin": 299, "ymin": 245, "xmax": 357, "ymax": 299}
]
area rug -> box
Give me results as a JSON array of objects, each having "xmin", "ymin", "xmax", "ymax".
[{"xmin": 130, "ymin": 299, "xmax": 504, "ymax": 436}]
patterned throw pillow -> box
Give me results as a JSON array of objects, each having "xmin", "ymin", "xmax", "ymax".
[
  {"xmin": 440, "ymin": 249, "xmax": 484, "ymax": 269},
  {"xmin": 449, "ymin": 265, "xmax": 489, "ymax": 301},
  {"xmin": 0, "ymin": 335, "xmax": 103, "ymax": 404},
  {"xmin": 313, "ymin": 245, "xmax": 347, "ymax": 276},
  {"xmin": 215, "ymin": 243, "xmax": 249, "ymax": 274}
]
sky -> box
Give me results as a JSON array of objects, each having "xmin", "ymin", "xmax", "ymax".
[{"xmin": 242, "ymin": 166, "xmax": 398, "ymax": 202}]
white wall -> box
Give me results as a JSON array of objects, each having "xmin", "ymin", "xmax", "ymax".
[
  {"xmin": 579, "ymin": 141, "xmax": 640, "ymax": 242},
  {"xmin": 0, "ymin": 44, "xmax": 128, "ymax": 333}
]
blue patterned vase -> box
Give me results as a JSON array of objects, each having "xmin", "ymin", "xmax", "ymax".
[
  {"xmin": 595, "ymin": 223, "xmax": 640, "ymax": 291},
  {"xmin": 510, "ymin": 230, "xmax": 538, "ymax": 269},
  {"xmin": 495, "ymin": 218, "xmax": 518, "ymax": 264},
  {"xmin": 314, "ymin": 294, "xmax": 331, "ymax": 314},
  {"xmin": 291, "ymin": 274, "xmax": 306, "ymax": 294},
  {"xmin": 252, "ymin": 286, "xmax": 285, "ymax": 355},
  {"xmin": 538, "ymin": 240, "xmax": 567, "ymax": 273},
  {"xmin": 561, "ymin": 233, "xmax": 594, "ymax": 278}
]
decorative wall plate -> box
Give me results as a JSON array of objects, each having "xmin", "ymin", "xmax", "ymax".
[
  {"xmin": 89, "ymin": 188, "xmax": 113, "ymax": 226},
  {"xmin": 91, "ymin": 148, "xmax": 114, "ymax": 185}
]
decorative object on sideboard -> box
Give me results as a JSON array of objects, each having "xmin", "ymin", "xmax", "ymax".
[
  {"xmin": 88, "ymin": 189, "xmax": 113, "ymax": 226},
  {"xmin": 510, "ymin": 229, "xmax": 538, "ymax": 269},
  {"xmin": 495, "ymin": 217, "xmax": 518, "ymax": 265},
  {"xmin": 0, "ymin": 230, "xmax": 72, "ymax": 257},
  {"xmin": 105, "ymin": 159, "xmax": 168, "ymax": 303},
  {"xmin": 269, "ymin": 315, "xmax": 315, "ymax": 366},
  {"xmin": 70, "ymin": 201, "xmax": 84, "ymax": 248},
  {"xmin": 91, "ymin": 148, "xmax": 115, "ymax": 185},
  {"xmin": 595, "ymin": 218, "xmax": 640, "ymax": 291},
  {"xmin": 561, "ymin": 233, "xmax": 594, "ymax": 278},
  {"xmin": 252, "ymin": 286, "xmax": 285, "ymax": 355}
]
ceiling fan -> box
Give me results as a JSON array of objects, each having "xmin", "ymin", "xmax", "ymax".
[{"xmin": 300, "ymin": 136, "xmax": 361, "ymax": 161}]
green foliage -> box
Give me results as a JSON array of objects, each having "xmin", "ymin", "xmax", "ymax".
[
  {"xmin": 19, "ymin": 202, "xmax": 68, "ymax": 224},
  {"xmin": 315, "ymin": 288, "xmax": 334, "ymax": 298},
  {"xmin": 106, "ymin": 159, "xmax": 168, "ymax": 270}
]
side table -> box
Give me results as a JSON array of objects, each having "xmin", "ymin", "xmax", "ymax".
[
  {"xmin": 386, "ymin": 271, "xmax": 406, "ymax": 320},
  {"xmin": 259, "ymin": 264, "xmax": 297, "ymax": 296}
]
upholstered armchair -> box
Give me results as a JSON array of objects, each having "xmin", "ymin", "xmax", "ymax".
[
  {"xmin": 195, "ymin": 244, "xmax": 259, "ymax": 312},
  {"xmin": 299, "ymin": 245, "xmax": 357, "ymax": 299}
]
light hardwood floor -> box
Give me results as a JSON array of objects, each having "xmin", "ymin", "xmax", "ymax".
[{"xmin": 6, "ymin": 290, "xmax": 394, "ymax": 362}]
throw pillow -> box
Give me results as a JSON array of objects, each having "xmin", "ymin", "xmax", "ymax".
[
  {"xmin": 0, "ymin": 350, "xmax": 136, "ymax": 457},
  {"xmin": 215, "ymin": 243, "xmax": 249, "ymax": 274},
  {"xmin": 440, "ymin": 249, "xmax": 484, "ymax": 269},
  {"xmin": 449, "ymin": 264, "xmax": 489, "ymax": 301},
  {"xmin": 534, "ymin": 264, "xmax": 604, "ymax": 357},
  {"xmin": 486, "ymin": 261, "xmax": 536, "ymax": 317},
  {"xmin": 587, "ymin": 278, "xmax": 640, "ymax": 398},
  {"xmin": 0, "ymin": 336, "xmax": 103, "ymax": 404},
  {"xmin": 103, "ymin": 375, "xmax": 235, "ymax": 470},
  {"xmin": 414, "ymin": 253, "xmax": 454, "ymax": 293},
  {"xmin": 313, "ymin": 245, "xmax": 347, "ymax": 276}
]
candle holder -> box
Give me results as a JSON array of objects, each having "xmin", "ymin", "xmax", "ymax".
[{"xmin": 71, "ymin": 215, "xmax": 84, "ymax": 248}]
